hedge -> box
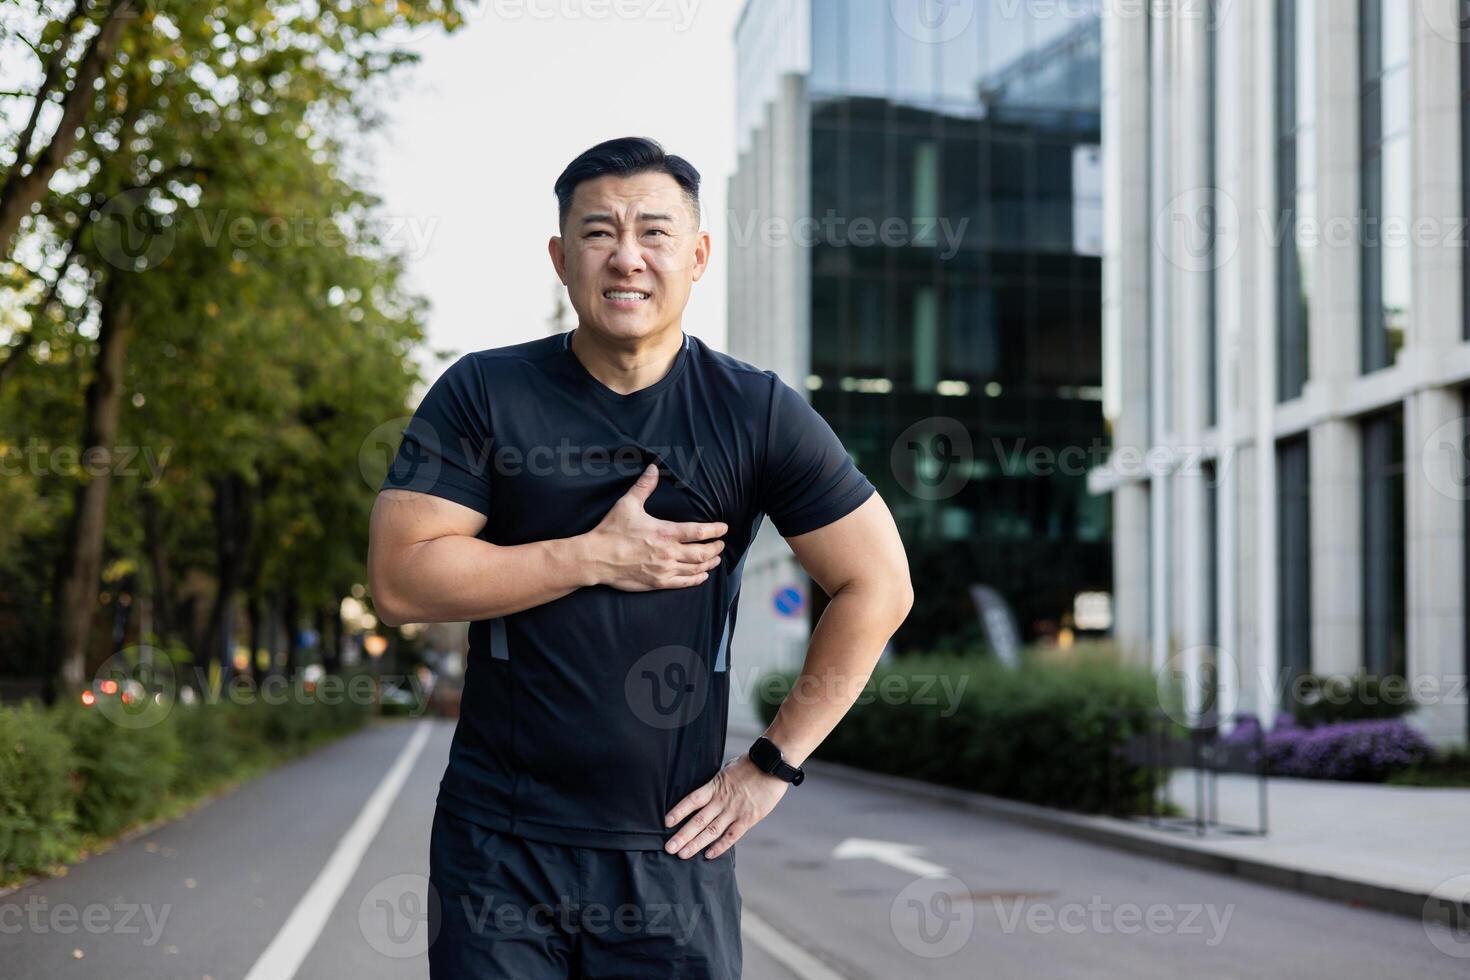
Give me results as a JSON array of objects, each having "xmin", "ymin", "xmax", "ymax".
[
  {"xmin": 1222, "ymin": 714, "xmax": 1433, "ymax": 781},
  {"xmin": 0, "ymin": 681, "xmax": 375, "ymax": 882},
  {"xmin": 756, "ymin": 654, "xmax": 1161, "ymax": 814}
]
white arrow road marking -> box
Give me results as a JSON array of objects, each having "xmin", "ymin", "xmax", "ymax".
[
  {"xmin": 832, "ymin": 837, "xmax": 950, "ymax": 879},
  {"xmin": 243, "ymin": 720, "xmax": 432, "ymax": 980}
]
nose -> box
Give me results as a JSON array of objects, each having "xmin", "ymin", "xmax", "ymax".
[{"xmin": 609, "ymin": 233, "xmax": 646, "ymax": 277}]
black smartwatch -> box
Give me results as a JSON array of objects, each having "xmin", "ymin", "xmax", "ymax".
[{"xmin": 748, "ymin": 736, "xmax": 805, "ymax": 786}]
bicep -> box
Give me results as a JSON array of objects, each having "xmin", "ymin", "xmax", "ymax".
[
  {"xmin": 784, "ymin": 492, "xmax": 908, "ymax": 600},
  {"xmin": 370, "ymin": 489, "xmax": 488, "ymax": 559}
]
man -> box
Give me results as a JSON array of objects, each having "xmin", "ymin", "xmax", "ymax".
[{"xmin": 367, "ymin": 136, "xmax": 912, "ymax": 978}]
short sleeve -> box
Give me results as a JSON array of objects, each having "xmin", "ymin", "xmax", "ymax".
[
  {"xmin": 759, "ymin": 375, "xmax": 876, "ymax": 537},
  {"xmin": 379, "ymin": 354, "xmax": 493, "ymax": 516}
]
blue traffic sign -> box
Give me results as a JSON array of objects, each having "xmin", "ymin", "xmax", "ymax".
[{"xmin": 773, "ymin": 586, "xmax": 803, "ymax": 617}]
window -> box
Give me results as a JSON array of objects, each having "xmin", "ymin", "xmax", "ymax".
[
  {"xmin": 1205, "ymin": 0, "xmax": 1220, "ymax": 425},
  {"xmin": 1277, "ymin": 438, "xmax": 1312, "ymax": 690},
  {"xmin": 1276, "ymin": 0, "xmax": 1314, "ymax": 400},
  {"xmin": 1203, "ymin": 459, "xmax": 1219, "ymax": 648},
  {"xmin": 1362, "ymin": 409, "xmax": 1406, "ymax": 678},
  {"xmin": 1462, "ymin": 5, "xmax": 1470, "ymax": 341},
  {"xmin": 1360, "ymin": 0, "xmax": 1410, "ymax": 372},
  {"xmin": 811, "ymin": 0, "xmax": 843, "ymax": 95}
]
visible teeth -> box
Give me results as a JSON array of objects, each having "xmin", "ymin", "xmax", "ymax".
[{"xmin": 605, "ymin": 290, "xmax": 648, "ymax": 300}]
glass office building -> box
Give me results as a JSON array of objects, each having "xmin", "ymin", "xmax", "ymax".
[
  {"xmin": 728, "ymin": 1, "xmax": 1108, "ymax": 671},
  {"xmin": 1096, "ymin": 2, "xmax": 1468, "ymax": 747}
]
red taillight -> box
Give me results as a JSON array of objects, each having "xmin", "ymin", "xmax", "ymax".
[{"xmin": 80, "ymin": 690, "xmax": 96, "ymax": 706}]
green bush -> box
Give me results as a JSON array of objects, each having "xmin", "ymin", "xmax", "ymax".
[
  {"xmin": 171, "ymin": 702, "xmax": 260, "ymax": 795},
  {"xmin": 1286, "ymin": 673, "xmax": 1414, "ymax": 727},
  {"xmin": 55, "ymin": 702, "xmax": 186, "ymax": 838},
  {"xmin": 756, "ymin": 654, "xmax": 1161, "ymax": 814},
  {"xmin": 0, "ymin": 703, "xmax": 77, "ymax": 870},
  {"xmin": 0, "ymin": 672, "xmax": 378, "ymax": 882}
]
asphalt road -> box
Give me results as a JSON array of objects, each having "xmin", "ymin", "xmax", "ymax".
[{"xmin": 2, "ymin": 718, "xmax": 1464, "ymax": 979}]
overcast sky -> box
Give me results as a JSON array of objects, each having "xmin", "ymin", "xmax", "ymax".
[{"xmin": 368, "ymin": 3, "xmax": 742, "ymax": 390}]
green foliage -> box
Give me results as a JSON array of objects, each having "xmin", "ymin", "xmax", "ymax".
[
  {"xmin": 0, "ymin": 703, "xmax": 77, "ymax": 870},
  {"xmin": 1386, "ymin": 748, "xmax": 1470, "ymax": 788},
  {"xmin": 0, "ymin": 692, "xmax": 374, "ymax": 881},
  {"xmin": 1286, "ymin": 673, "xmax": 1415, "ymax": 727},
  {"xmin": 54, "ymin": 701, "xmax": 186, "ymax": 838},
  {"xmin": 0, "ymin": 0, "xmax": 467, "ymax": 677},
  {"xmin": 757, "ymin": 653, "xmax": 1161, "ymax": 814}
]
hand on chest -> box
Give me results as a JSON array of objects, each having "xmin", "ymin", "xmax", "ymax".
[{"xmin": 483, "ymin": 418, "xmax": 740, "ymax": 543}]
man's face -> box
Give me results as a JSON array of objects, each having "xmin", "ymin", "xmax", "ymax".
[{"xmin": 549, "ymin": 171, "xmax": 710, "ymax": 344}]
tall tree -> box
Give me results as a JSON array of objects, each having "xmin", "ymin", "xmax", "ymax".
[{"xmin": 1, "ymin": 0, "xmax": 471, "ymax": 692}]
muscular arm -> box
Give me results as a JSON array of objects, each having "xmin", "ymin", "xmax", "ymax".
[
  {"xmin": 368, "ymin": 489, "xmax": 588, "ymax": 626},
  {"xmin": 367, "ymin": 464, "xmax": 728, "ymax": 627},
  {"xmin": 759, "ymin": 490, "xmax": 914, "ymax": 766},
  {"xmin": 663, "ymin": 491, "xmax": 913, "ymax": 859}
]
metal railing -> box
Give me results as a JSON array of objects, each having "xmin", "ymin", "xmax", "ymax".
[{"xmin": 1107, "ymin": 710, "xmax": 1268, "ymax": 837}]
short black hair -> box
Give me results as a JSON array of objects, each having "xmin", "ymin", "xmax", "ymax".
[{"xmin": 553, "ymin": 137, "xmax": 701, "ymax": 231}]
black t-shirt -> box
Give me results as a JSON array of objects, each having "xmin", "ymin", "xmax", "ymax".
[{"xmin": 381, "ymin": 329, "xmax": 876, "ymax": 849}]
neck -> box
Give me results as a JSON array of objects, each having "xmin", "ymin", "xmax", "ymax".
[{"xmin": 569, "ymin": 324, "xmax": 684, "ymax": 396}]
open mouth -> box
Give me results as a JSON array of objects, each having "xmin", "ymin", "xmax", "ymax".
[{"xmin": 603, "ymin": 289, "xmax": 651, "ymax": 305}]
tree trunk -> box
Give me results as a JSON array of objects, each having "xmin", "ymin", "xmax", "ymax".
[
  {"xmin": 283, "ymin": 593, "xmax": 300, "ymax": 678},
  {"xmin": 321, "ymin": 603, "xmax": 344, "ymax": 673},
  {"xmin": 203, "ymin": 474, "xmax": 255, "ymax": 682},
  {"xmin": 264, "ymin": 592, "xmax": 281, "ymax": 677},
  {"xmin": 140, "ymin": 488, "xmax": 177, "ymax": 646},
  {"xmin": 52, "ymin": 277, "xmax": 133, "ymax": 692},
  {"xmin": 247, "ymin": 593, "xmax": 265, "ymax": 685}
]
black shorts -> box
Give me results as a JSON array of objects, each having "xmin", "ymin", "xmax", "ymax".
[{"xmin": 427, "ymin": 805, "xmax": 743, "ymax": 979}]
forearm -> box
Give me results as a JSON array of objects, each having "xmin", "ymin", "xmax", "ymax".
[
  {"xmin": 761, "ymin": 579, "xmax": 909, "ymax": 767},
  {"xmin": 373, "ymin": 533, "xmax": 594, "ymax": 626}
]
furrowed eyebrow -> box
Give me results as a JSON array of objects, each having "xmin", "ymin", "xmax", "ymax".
[{"xmin": 579, "ymin": 212, "xmax": 676, "ymax": 225}]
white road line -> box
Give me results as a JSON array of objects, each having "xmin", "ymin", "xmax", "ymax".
[
  {"xmin": 742, "ymin": 907, "xmax": 852, "ymax": 980},
  {"xmin": 243, "ymin": 721, "xmax": 433, "ymax": 980}
]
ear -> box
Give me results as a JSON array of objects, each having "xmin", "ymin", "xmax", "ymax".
[
  {"xmin": 548, "ymin": 234, "xmax": 567, "ymax": 284},
  {"xmin": 690, "ymin": 229, "xmax": 711, "ymax": 283}
]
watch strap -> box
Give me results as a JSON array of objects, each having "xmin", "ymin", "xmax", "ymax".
[{"xmin": 750, "ymin": 736, "xmax": 805, "ymax": 785}]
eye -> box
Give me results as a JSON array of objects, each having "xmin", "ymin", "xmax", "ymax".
[
  {"xmin": 585, "ymin": 230, "xmax": 611, "ymax": 239},
  {"xmin": 646, "ymin": 229, "xmax": 670, "ymax": 237}
]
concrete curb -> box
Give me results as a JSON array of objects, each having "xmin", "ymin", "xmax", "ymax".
[{"xmin": 798, "ymin": 756, "xmax": 1453, "ymax": 927}]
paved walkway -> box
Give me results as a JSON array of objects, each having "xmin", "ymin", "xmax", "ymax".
[
  {"xmin": 747, "ymin": 719, "xmax": 1470, "ymax": 926},
  {"xmin": 1156, "ymin": 769, "xmax": 1470, "ymax": 907}
]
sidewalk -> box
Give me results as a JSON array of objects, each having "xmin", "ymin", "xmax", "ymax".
[
  {"xmin": 1159, "ymin": 769, "xmax": 1469, "ymax": 906},
  {"xmin": 729, "ymin": 715, "xmax": 1470, "ymax": 928}
]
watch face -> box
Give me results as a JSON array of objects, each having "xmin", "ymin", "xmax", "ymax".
[{"xmin": 750, "ymin": 737, "xmax": 778, "ymax": 772}]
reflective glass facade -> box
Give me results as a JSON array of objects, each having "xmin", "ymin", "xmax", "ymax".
[
  {"xmin": 1276, "ymin": 0, "xmax": 1314, "ymax": 400},
  {"xmin": 800, "ymin": 2, "xmax": 1107, "ymax": 649},
  {"xmin": 1360, "ymin": 0, "xmax": 1410, "ymax": 372}
]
